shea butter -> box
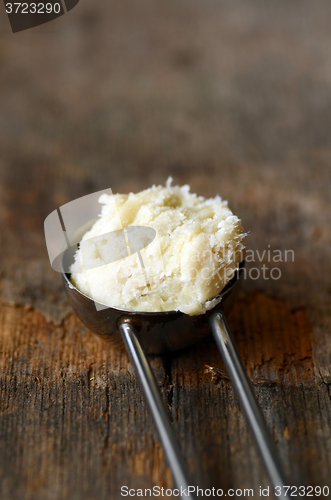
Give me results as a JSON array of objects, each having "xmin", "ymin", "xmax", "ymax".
[{"xmin": 70, "ymin": 179, "xmax": 246, "ymax": 315}]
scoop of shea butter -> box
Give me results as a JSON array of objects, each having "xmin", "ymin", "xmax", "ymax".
[{"xmin": 70, "ymin": 178, "xmax": 246, "ymax": 315}]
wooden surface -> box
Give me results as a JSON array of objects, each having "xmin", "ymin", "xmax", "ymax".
[{"xmin": 1, "ymin": 0, "xmax": 331, "ymax": 498}]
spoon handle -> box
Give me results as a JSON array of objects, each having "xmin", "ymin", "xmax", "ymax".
[
  {"xmin": 118, "ymin": 321, "xmax": 196, "ymax": 500},
  {"xmin": 209, "ymin": 311, "xmax": 291, "ymax": 500}
]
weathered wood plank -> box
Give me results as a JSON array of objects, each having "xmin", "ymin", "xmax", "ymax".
[
  {"xmin": 0, "ymin": 304, "xmax": 172, "ymax": 499},
  {"xmin": 1, "ymin": 295, "xmax": 330, "ymax": 498}
]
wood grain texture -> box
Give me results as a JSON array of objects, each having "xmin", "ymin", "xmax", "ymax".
[{"xmin": 0, "ymin": 0, "xmax": 331, "ymax": 498}]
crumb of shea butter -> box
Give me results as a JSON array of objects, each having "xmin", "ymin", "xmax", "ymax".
[{"xmin": 70, "ymin": 178, "xmax": 246, "ymax": 315}]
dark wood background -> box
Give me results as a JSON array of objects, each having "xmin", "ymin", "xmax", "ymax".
[{"xmin": 0, "ymin": 0, "xmax": 331, "ymax": 498}]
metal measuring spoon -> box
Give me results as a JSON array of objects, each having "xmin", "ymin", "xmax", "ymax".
[{"xmin": 61, "ymin": 253, "xmax": 290, "ymax": 500}]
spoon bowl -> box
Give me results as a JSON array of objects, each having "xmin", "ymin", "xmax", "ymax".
[{"xmin": 62, "ymin": 261, "xmax": 244, "ymax": 355}]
